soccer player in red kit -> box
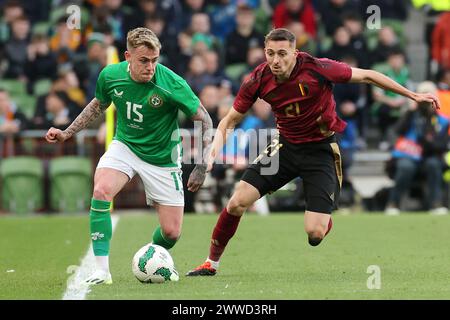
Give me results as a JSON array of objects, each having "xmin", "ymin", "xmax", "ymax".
[{"xmin": 186, "ymin": 28, "xmax": 440, "ymax": 276}]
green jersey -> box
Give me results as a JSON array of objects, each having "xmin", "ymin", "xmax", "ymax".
[{"xmin": 95, "ymin": 61, "xmax": 200, "ymax": 167}]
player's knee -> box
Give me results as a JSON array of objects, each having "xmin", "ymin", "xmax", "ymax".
[
  {"xmin": 227, "ymin": 196, "xmax": 248, "ymax": 216},
  {"xmin": 160, "ymin": 225, "xmax": 181, "ymax": 241},
  {"xmin": 93, "ymin": 184, "xmax": 114, "ymax": 201}
]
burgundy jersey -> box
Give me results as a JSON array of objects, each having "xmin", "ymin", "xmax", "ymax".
[{"xmin": 233, "ymin": 52, "xmax": 352, "ymax": 144}]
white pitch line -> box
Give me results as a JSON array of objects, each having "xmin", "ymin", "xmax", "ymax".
[{"xmin": 62, "ymin": 215, "xmax": 120, "ymax": 300}]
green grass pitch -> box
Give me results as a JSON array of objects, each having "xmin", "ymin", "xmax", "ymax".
[{"xmin": 1, "ymin": 212, "xmax": 450, "ymax": 300}]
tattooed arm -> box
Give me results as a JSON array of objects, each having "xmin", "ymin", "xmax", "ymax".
[
  {"xmin": 45, "ymin": 98, "xmax": 110, "ymax": 143},
  {"xmin": 186, "ymin": 103, "xmax": 213, "ymax": 192}
]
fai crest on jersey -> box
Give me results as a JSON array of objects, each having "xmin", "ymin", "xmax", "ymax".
[{"xmin": 149, "ymin": 94, "xmax": 163, "ymax": 108}]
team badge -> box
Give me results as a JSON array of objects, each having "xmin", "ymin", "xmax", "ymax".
[{"xmin": 149, "ymin": 94, "xmax": 163, "ymax": 108}]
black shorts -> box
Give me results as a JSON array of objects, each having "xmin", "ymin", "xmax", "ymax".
[{"xmin": 241, "ymin": 134, "xmax": 343, "ymax": 214}]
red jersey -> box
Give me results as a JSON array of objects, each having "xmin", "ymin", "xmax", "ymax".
[{"xmin": 233, "ymin": 52, "xmax": 352, "ymax": 144}]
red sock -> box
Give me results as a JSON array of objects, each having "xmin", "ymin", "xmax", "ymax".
[
  {"xmin": 325, "ymin": 217, "xmax": 333, "ymax": 236},
  {"xmin": 209, "ymin": 207, "xmax": 241, "ymax": 261}
]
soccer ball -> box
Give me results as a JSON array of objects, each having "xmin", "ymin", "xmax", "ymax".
[{"xmin": 131, "ymin": 243, "xmax": 179, "ymax": 283}]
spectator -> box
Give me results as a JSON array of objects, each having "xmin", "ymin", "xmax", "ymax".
[
  {"xmin": 217, "ymin": 79, "xmax": 235, "ymax": 102},
  {"xmin": 178, "ymin": 0, "xmax": 206, "ymax": 33},
  {"xmin": 102, "ymin": 0, "xmax": 128, "ymax": 48},
  {"xmin": 321, "ymin": 25, "xmax": 357, "ymax": 61},
  {"xmin": 168, "ymin": 30, "xmax": 193, "ymax": 75},
  {"xmin": 202, "ymin": 49, "xmax": 228, "ymax": 86},
  {"xmin": 431, "ymin": 12, "xmax": 450, "ymax": 71},
  {"xmin": 316, "ymin": 0, "xmax": 359, "ymax": 37},
  {"xmin": 199, "ymin": 84, "xmax": 220, "ymax": 127},
  {"xmin": 84, "ymin": 33, "xmax": 108, "ymax": 100},
  {"xmin": 185, "ymin": 54, "xmax": 216, "ymax": 94},
  {"xmin": 243, "ymin": 45, "xmax": 264, "ymax": 73},
  {"xmin": 144, "ymin": 14, "xmax": 173, "ymax": 65},
  {"xmin": 286, "ymin": 21, "xmax": 316, "ymax": 55},
  {"xmin": 235, "ymin": 46, "xmax": 265, "ymax": 87},
  {"xmin": 0, "ymin": 88, "xmax": 29, "ymax": 135},
  {"xmin": 51, "ymin": 69, "xmax": 86, "ymax": 109},
  {"xmin": 341, "ymin": 12, "xmax": 369, "ymax": 68},
  {"xmin": 385, "ymin": 82, "xmax": 449, "ymax": 215},
  {"xmin": 336, "ymin": 100, "xmax": 358, "ymax": 207},
  {"xmin": 370, "ymin": 26, "xmax": 402, "ymax": 66},
  {"xmin": 0, "ymin": 0, "xmax": 25, "ymax": 44},
  {"xmin": 32, "ymin": 90, "xmax": 80, "ymax": 130},
  {"xmin": 208, "ymin": 0, "xmax": 238, "ymax": 43},
  {"xmin": 49, "ymin": 16, "xmax": 82, "ymax": 65},
  {"xmin": 191, "ymin": 32, "xmax": 213, "ymax": 55},
  {"xmin": 4, "ymin": 15, "xmax": 30, "ymax": 79},
  {"xmin": 25, "ymin": 32, "xmax": 57, "ymax": 93},
  {"xmin": 272, "ymin": 0, "xmax": 316, "ymax": 38},
  {"xmin": 20, "ymin": 0, "xmax": 51, "ymax": 24},
  {"xmin": 371, "ymin": 48, "xmax": 410, "ymax": 150},
  {"xmin": 334, "ymin": 55, "xmax": 367, "ymax": 140},
  {"xmin": 189, "ymin": 12, "xmax": 221, "ymax": 53},
  {"xmin": 224, "ymin": 3, "xmax": 264, "ymax": 65}
]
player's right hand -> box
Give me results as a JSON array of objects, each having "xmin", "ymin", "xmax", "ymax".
[{"xmin": 45, "ymin": 127, "xmax": 69, "ymax": 143}]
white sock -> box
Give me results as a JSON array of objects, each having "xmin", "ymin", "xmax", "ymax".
[
  {"xmin": 206, "ymin": 257, "xmax": 219, "ymax": 270},
  {"xmin": 95, "ymin": 256, "xmax": 110, "ymax": 273}
]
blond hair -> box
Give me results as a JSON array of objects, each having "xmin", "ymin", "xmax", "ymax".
[{"xmin": 126, "ymin": 27, "xmax": 161, "ymax": 51}]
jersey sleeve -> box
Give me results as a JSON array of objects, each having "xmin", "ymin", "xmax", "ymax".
[
  {"xmin": 95, "ymin": 67, "xmax": 112, "ymax": 105},
  {"xmin": 171, "ymin": 79, "xmax": 200, "ymax": 118},
  {"xmin": 313, "ymin": 57, "xmax": 352, "ymax": 83},
  {"xmin": 233, "ymin": 71, "xmax": 260, "ymax": 114}
]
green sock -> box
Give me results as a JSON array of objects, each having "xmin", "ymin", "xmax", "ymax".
[
  {"xmin": 90, "ymin": 198, "xmax": 112, "ymax": 256},
  {"xmin": 152, "ymin": 225, "xmax": 178, "ymax": 249}
]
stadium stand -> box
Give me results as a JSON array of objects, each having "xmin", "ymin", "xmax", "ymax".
[{"xmin": 0, "ymin": 0, "xmax": 449, "ymax": 214}]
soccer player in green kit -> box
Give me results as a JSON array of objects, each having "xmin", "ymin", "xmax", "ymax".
[{"xmin": 45, "ymin": 28, "xmax": 213, "ymax": 285}]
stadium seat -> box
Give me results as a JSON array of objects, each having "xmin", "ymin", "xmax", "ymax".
[
  {"xmin": 33, "ymin": 78, "xmax": 53, "ymax": 96},
  {"xmin": 225, "ymin": 63, "xmax": 248, "ymax": 82},
  {"xmin": 0, "ymin": 79, "xmax": 26, "ymax": 97},
  {"xmin": 365, "ymin": 19, "xmax": 406, "ymax": 51},
  {"xmin": 12, "ymin": 94, "xmax": 37, "ymax": 119},
  {"xmin": 0, "ymin": 156, "xmax": 44, "ymax": 214},
  {"xmin": 49, "ymin": 156, "xmax": 93, "ymax": 213},
  {"xmin": 32, "ymin": 21, "xmax": 50, "ymax": 36}
]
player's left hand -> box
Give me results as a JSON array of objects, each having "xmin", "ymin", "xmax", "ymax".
[
  {"xmin": 414, "ymin": 93, "xmax": 441, "ymax": 110},
  {"xmin": 187, "ymin": 164, "xmax": 207, "ymax": 192}
]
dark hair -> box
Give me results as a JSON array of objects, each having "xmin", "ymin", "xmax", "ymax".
[
  {"xmin": 341, "ymin": 11, "xmax": 362, "ymax": 23},
  {"xmin": 436, "ymin": 68, "xmax": 450, "ymax": 82},
  {"xmin": 51, "ymin": 90, "xmax": 71, "ymax": 105},
  {"xmin": 3, "ymin": 0, "xmax": 23, "ymax": 10},
  {"xmin": 386, "ymin": 47, "xmax": 405, "ymax": 58},
  {"xmin": 264, "ymin": 28, "xmax": 296, "ymax": 46}
]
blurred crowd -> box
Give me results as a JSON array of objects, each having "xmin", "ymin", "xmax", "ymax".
[{"xmin": 1, "ymin": 0, "xmax": 450, "ymax": 213}]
